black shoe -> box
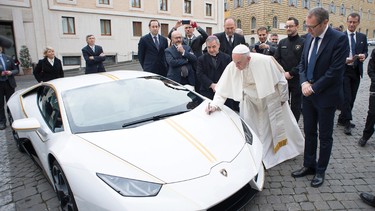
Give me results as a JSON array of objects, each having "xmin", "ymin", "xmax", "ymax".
[
  {"xmin": 291, "ymin": 167, "xmax": 316, "ymax": 178},
  {"xmin": 344, "ymin": 124, "xmax": 352, "ymax": 135},
  {"xmin": 0, "ymin": 123, "xmax": 6, "ymax": 130},
  {"xmin": 311, "ymin": 173, "xmax": 325, "ymax": 187},
  {"xmin": 358, "ymin": 137, "xmax": 368, "ymax": 147},
  {"xmin": 360, "ymin": 192, "xmax": 375, "ymax": 207},
  {"xmin": 337, "ymin": 120, "xmax": 355, "ymax": 128}
]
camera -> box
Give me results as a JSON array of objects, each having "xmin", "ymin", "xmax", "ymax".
[
  {"xmin": 181, "ymin": 20, "xmax": 190, "ymax": 25},
  {"xmin": 254, "ymin": 44, "xmax": 262, "ymax": 53}
]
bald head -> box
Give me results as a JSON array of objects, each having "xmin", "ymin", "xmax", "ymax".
[
  {"xmin": 224, "ymin": 17, "xmax": 236, "ymax": 37},
  {"xmin": 171, "ymin": 31, "xmax": 183, "ymax": 45}
]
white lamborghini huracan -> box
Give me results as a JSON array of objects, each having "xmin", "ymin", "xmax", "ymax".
[{"xmin": 8, "ymin": 70, "xmax": 264, "ymax": 211}]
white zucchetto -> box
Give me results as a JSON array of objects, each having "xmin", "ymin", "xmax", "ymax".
[{"xmin": 232, "ymin": 44, "xmax": 250, "ymax": 54}]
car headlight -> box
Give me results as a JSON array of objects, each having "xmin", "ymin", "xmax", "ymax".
[
  {"xmin": 241, "ymin": 119, "xmax": 253, "ymax": 145},
  {"xmin": 97, "ymin": 173, "xmax": 162, "ymax": 197}
]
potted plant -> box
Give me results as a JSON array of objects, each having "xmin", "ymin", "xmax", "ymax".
[{"xmin": 19, "ymin": 45, "xmax": 32, "ymax": 75}]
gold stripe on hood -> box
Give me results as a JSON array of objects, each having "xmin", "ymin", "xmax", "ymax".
[{"xmin": 165, "ymin": 118, "xmax": 217, "ymax": 163}]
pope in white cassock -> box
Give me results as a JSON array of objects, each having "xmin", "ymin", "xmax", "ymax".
[{"xmin": 206, "ymin": 44, "xmax": 304, "ymax": 169}]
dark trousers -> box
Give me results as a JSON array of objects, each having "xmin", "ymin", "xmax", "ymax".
[
  {"xmin": 289, "ymin": 83, "xmax": 302, "ymax": 122},
  {"xmin": 0, "ymin": 80, "xmax": 15, "ymax": 124},
  {"xmin": 302, "ymin": 97, "xmax": 336, "ymax": 174},
  {"xmin": 338, "ymin": 66, "xmax": 361, "ymax": 123},
  {"xmin": 363, "ymin": 93, "xmax": 375, "ymax": 140}
]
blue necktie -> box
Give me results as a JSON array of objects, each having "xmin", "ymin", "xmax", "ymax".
[
  {"xmin": 307, "ymin": 37, "xmax": 320, "ymax": 81},
  {"xmin": 0, "ymin": 55, "xmax": 5, "ymax": 71},
  {"xmin": 153, "ymin": 36, "xmax": 159, "ymax": 50}
]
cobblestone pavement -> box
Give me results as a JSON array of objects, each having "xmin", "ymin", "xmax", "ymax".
[{"xmin": 1, "ymin": 51, "xmax": 375, "ymax": 210}]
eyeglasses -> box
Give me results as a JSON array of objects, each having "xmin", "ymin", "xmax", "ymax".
[
  {"xmin": 284, "ymin": 25, "xmax": 296, "ymax": 29},
  {"xmin": 305, "ymin": 22, "xmax": 321, "ymax": 30}
]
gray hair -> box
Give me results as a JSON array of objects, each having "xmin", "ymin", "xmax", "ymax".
[
  {"xmin": 307, "ymin": 7, "xmax": 329, "ymax": 24},
  {"xmin": 206, "ymin": 35, "xmax": 220, "ymax": 45}
]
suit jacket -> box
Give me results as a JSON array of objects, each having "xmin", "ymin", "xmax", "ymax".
[
  {"xmin": 250, "ymin": 41, "xmax": 277, "ymax": 56},
  {"xmin": 138, "ymin": 33, "xmax": 168, "ymax": 76},
  {"xmin": 165, "ymin": 45, "xmax": 197, "ymax": 85},
  {"xmin": 368, "ymin": 49, "xmax": 375, "ymax": 92},
  {"xmin": 81, "ymin": 44, "xmax": 106, "ymax": 74},
  {"xmin": 196, "ymin": 52, "xmax": 231, "ymax": 99},
  {"xmin": 33, "ymin": 57, "xmax": 64, "ymax": 82},
  {"xmin": 0, "ymin": 54, "xmax": 18, "ymax": 88},
  {"xmin": 344, "ymin": 31, "xmax": 368, "ymax": 77},
  {"xmin": 214, "ymin": 32, "xmax": 246, "ymax": 56},
  {"xmin": 299, "ymin": 27, "xmax": 349, "ymax": 107}
]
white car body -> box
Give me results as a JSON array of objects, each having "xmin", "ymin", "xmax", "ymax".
[{"xmin": 8, "ymin": 71, "xmax": 264, "ymax": 210}]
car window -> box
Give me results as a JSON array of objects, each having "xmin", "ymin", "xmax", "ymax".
[
  {"xmin": 37, "ymin": 86, "xmax": 64, "ymax": 132},
  {"xmin": 63, "ymin": 76, "xmax": 204, "ymax": 133}
]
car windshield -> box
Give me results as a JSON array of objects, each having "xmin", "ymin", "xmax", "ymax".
[{"xmin": 62, "ymin": 76, "xmax": 204, "ymax": 133}]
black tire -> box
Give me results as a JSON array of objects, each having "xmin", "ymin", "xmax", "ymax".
[
  {"xmin": 51, "ymin": 160, "xmax": 78, "ymax": 211},
  {"xmin": 7, "ymin": 110, "xmax": 25, "ymax": 153}
]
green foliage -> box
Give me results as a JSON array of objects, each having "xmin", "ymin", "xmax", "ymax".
[{"xmin": 19, "ymin": 45, "xmax": 32, "ymax": 68}]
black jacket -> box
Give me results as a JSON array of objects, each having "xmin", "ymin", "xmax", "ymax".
[
  {"xmin": 274, "ymin": 34, "xmax": 305, "ymax": 84},
  {"xmin": 368, "ymin": 49, "xmax": 375, "ymax": 92},
  {"xmin": 33, "ymin": 57, "xmax": 64, "ymax": 82}
]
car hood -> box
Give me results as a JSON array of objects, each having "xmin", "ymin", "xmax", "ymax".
[{"xmin": 77, "ymin": 104, "xmax": 247, "ymax": 183}]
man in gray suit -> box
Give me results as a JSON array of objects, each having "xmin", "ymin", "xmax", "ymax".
[
  {"xmin": 0, "ymin": 36, "xmax": 18, "ymax": 130},
  {"xmin": 165, "ymin": 31, "xmax": 197, "ymax": 87}
]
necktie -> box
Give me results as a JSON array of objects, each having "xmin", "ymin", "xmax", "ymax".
[
  {"xmin": 307, "ymin": 37, "xmax": 320, "ymax": 81},
  {"xmin": 228, "ymin": 36, "xmax": 233, "ymax": 46},
  {"xmin": 153, "ymin": 36, "xmax": 159, "ymax": 50},
  {"xmin": 188, "ymin": 38, "xmax": 192, "ymax": 46},
  {"xmin": 350, "ymin": 33, "xmax": 356, "ymax": 56},
  {"xmin": 91, "ymin": 46, "xmax": 95, "ymax": 52},
  {"xmin": 0, "ymin": 55, "xmax": 6, "ymax": 71}
]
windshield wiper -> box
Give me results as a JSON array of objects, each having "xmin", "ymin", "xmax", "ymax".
[{"xmin": 122, "ymin": 111, "xmax": 188, "ymax": 128}]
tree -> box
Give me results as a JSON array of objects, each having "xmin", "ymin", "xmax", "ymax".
[{"xmin": 19, "ymin": 45, "xmax": 32, "ymax": 74}]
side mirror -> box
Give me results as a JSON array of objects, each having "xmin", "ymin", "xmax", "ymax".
[{"xmin": 12, "ymin": 117, "xmax": 41, "ymax": 132}]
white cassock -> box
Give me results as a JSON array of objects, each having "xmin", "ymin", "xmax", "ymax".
[{"xmin": 211, "ymin": 52, "xmax": 304, "ymax": 169}]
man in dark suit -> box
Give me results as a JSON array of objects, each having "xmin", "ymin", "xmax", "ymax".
[
  {"xmin": 165, "ymin": 31, "xmax": 197, "ymax": 87},
  {"xmin": 0, "ymin": 36, "xmax": 18, "ymax": 130},
  {"xmin": 214, "ymin": 17, "xmax": 246, "ymax": 112},
  {"xmin": 214, "ymin": 17, "xmax": 246, "ymax": 57},
  {"xmin": 291, "ymin": 7, "xmax": 349, "ymax": 188},
  {"xmin": 358, "ymin": 48, "xmax": 375, "ymax": 147},
  {"xmin": 81, "ymin": 34, "xmax": 106, "ymax": 74},
  {"xmin": 196, "ymin": 35, "xmax": 231, "ymax": 100},
  {"xmin": 250, "ymin": 26, "xmax": 277, "ymax": 56},
  {"xmin": 337, "ymin": 13, "xmax": 368, "ymax": 135},
  {"xmin": 138, "ymin": 19, "xmax": 169, "ymax": 77},
  {"xmin": 168, "ymin": 20, "xmax": 208, "ymax": 92}
]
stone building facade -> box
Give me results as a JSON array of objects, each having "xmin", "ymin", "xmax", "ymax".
[{"xmin": 224, "ymin": 0, "xmax": 375, "ymax": 45}]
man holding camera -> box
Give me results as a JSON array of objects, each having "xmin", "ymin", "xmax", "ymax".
[
  {"xmin": 250, "ymin": 26, "xmax": 277, "ymax": 56},
  {"xmin": 168, "ymin": 20, "xmax": 208, "ymax": 58}
]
